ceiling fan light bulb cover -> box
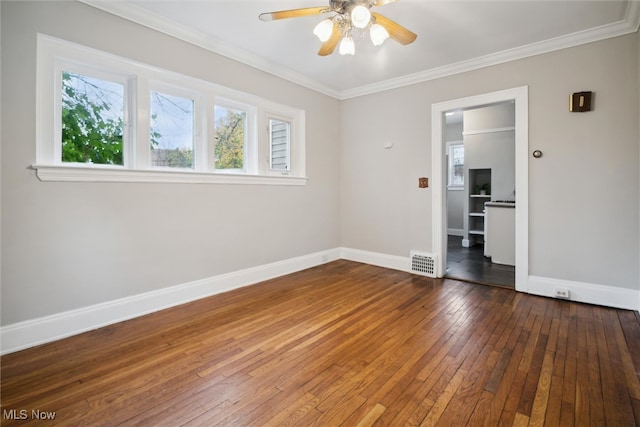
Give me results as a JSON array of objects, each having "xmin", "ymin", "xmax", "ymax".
[
  {"xmin": 339, "ymin": 36, "xmax": 355, "ymax": 55},
  {"xmin": 351, "ymin": 5, "xmax": 371, "ymax": 28},
  {"xmin": 313, "ymin": 19, "xmax": 334, "ymax": 42},
  {"xmin": 370, "ymin": 23, "xmax": 389, "ymax": 45}
]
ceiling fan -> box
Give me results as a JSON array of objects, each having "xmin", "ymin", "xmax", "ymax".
[{"xmin": 259, "ymin": 0, "xmax": 417, "ymax": 56}]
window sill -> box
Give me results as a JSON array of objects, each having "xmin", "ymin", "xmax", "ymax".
[{"xmin": 32, "ymin": 164, "xmax": 307, "ymax": 186}]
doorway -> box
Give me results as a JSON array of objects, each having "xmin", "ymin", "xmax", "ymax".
[
  {"xmin": 444, "ymin": 102, "xmax": 516, "ymax": 288},
  {"xmin": 431, "ymin": 87, "xmax": 529, "ymax": 293}
]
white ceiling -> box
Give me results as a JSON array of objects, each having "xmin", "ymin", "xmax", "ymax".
[{"xmin": 83, "ymin": 0, "xmax": 639, "ymax": 99}]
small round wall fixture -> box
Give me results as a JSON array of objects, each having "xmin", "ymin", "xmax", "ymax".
[{"xmin": 532, "ymin": 150, "xmax": 543, "ymax": 158}]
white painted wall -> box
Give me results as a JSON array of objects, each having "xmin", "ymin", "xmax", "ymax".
[
  {"xmin": 341, "ymin": 33, "xmax": 639, "ymax": 291},
  {"xmin": 445, "ymin": 121, "xmax": 464, "ymax": 233},
  {"xmin": 0, "ymin": 2, "xmax": 340, "ymax": 325}
]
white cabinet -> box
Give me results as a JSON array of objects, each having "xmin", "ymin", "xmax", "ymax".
[{"xmin": 485, "ymin": 202, "xmax": 515, "ymax": 266}]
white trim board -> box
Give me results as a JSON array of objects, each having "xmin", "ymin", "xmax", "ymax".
[
  {"xmin": 343, "ymin": 249, "xmax": 640, "ymax": 312},
  {"xmin": 527, "ymin": 276, "xmax": 639, "ymax": 311},
  {"xmin": 3, "ymin": 247, "xmax": 639, "ymax": 354},
  {"xmin": 462, "ymin": 127, "xmax": 515, "ymax": 136},
  {"xmin": 0, "ymin": 248, "xmax": 341, "ymax": 355},
  {"xmin": 340, "ymin": 247, "xmax": 410, "ymax": 273}
]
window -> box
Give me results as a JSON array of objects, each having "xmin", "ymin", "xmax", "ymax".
[
  {"xmin": 61, "ymin": 71, "xmax": 126, "ymax": 166},
  {"xmin": 35, "ymin": 34, "xmax": 306, "ymax": 185},
  {"xmin": 269, "ymin": 118, "xmax": 290, "ymax": 172},
  {"xmin": 214, "ymin": 104, "xmax": 248, "ymax": 172},
  {"xmin": 150, "ymin": 91, "xmax": 195, "ymax": 169},
  {"xmin": 447, "ymin": 142, "xmax": 464, "ymax": 189}
]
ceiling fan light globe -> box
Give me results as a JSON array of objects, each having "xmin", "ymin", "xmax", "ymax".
[
  {"xmin": 370, "ymin": 23, "xmax": 389, "ymax": 46},
  {"xmin": 351, "ymin": 5, "xmax": 371, "ymax": 29},
  {"xmin": 339, "ymin": 36, "xmax": 355, "ymax": 55},
  {"xmin": 313, "ymin": 19, "xmax": 334, "ymax": 42}
]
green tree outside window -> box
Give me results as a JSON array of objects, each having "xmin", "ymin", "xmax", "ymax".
[{"xmin": 61, "ymin": 71, "xmax": 125, "ymax": 165}]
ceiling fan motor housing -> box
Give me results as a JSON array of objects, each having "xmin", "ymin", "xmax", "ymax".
[{"xmin": 330, "ymin": 0, "xmax": 374, "ymax": 15}]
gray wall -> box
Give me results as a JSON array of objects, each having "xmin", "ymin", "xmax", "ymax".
[
  {"xmin": 1, "ymin": 2, "xmax": 341, "ymax": 325},
  {"xmin": 447, "ymin": 191, "xmax": 464, "ymax": 233},
  {"xmin": 463, "ymin": 102, "xmax": 515, "ymax": 131},
  {"xmin": 463, "ymin": 103, "xmax": 516, "ymax": 202},
  {"xmin": 464, "ymin": 131, "xmax": 515, "ymax": 201},
  {"xmin": 341, "ymin": 33, "xmax": 639, "ymax": 290},
  {"xmin": 1, "ymin": 2, "xmax": 639, "ymax": 328}
]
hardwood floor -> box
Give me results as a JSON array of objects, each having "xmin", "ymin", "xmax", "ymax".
[{"xmin": 2, "ymin": 260, "xmax": 640, "ymax": 426}]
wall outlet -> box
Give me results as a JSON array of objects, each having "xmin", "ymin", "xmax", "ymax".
[{"xmin": 554, "ymin": 288, "xmax": 570, "ymax": 299}]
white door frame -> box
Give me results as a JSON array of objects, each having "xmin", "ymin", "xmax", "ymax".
[{"xmin": 431, "ymin": 86, "xmax": 529, "ymax": 292}]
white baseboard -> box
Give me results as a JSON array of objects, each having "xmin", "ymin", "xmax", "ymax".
[
  {"xmin": 447, "ymin": 229, "xmax": 464, "ymax": 237},
  {"xmin": 340, "ymin": 248, "xmax": 640, "ymax": 312},
  {"xmin": 340, "ymin": 247, "xmax": 409, "ymax": 273},
  {"xmin": 0, "ymin": 248, "xmax": 342, "ymax": 355},
  {"xmin": 527, "ymin": 275, "xmax": 639, "ymax": 311},
  {"xmin": 4, "ymin": 247, "xmax": 638, "ymax": 354}
]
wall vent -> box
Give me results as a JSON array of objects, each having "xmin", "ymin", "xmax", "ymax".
[{"xmin": 410, "ymin": 251, "xmax": 437, "ymax": 278}]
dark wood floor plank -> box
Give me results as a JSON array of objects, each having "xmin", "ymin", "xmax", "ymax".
[
  {"xmin": 2, "ymin": 260, "xmax": 640, "ymax": 426},
  {"xmin": 559, "ymin": 308, "xmax": 578, "ymax": 426},
  {"xmin": 599, "ymin": 309, "xmax": 639, "ymax": 425},
  {"xmin": 614, "ymin": 310, "xmax": 640, "ymax": 401},
  {"xmin": 498, "ymin": 309, "xmax": 544, "ymax": 425}
]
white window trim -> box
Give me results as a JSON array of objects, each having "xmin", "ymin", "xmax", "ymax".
[
  {"xmin": 262, "ymin": 105, "xmax": 305, "ymax": 178},
  {"xmin": 31, "ymin": 164, "xmax": 307, "ymax": 185},
  {"xmin": 35, "ymin": 34, "xmax": 307, "ymax": 186}
]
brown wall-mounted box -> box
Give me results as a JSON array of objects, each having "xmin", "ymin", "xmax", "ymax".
[{"xmin": 569, "ymin": 91, "xmax": 592, "ymax": 112}]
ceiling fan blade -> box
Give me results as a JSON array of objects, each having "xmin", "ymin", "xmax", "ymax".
[
  {"xmin": 259, "ymin": 6, "xmax": 328, "ymax": 22},
  {"xmin": 373, "ymin": 0, "xmax": 398, "ymax": 6},
  {"xmin": 371, "ymin": 12, "xmax": 417, "ymax": 45},
  {"xmin": 318, "ymin": 22, "xmax": 342, "ymax": 56}
]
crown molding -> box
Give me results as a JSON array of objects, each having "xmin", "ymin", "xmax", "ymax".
[
  {"xmin": 78, "ymin": 0, "xmax": 342, "ymax": 99},
  {"xmin": 341, "ymin": 2, "xmax": 640, "ymax": 99},
  {"xmin": 80, "ymin": 0, "xmax": 639, "ymax": 101}
]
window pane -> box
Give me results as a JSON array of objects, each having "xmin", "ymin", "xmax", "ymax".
[
  {"xmin": 61, "ymin": 71, "xmax": 125, "ymax": 165},
  {"xmin": 269, "ymin": 119, "xmax": 290, "ymax": 171},
  {"xmin": 449, "ymin": 144, "xmax": 464, "ymax": 187},
  {"xmin": 150, "ymin": 91, "xmax": 194, "ymax": 169},
  {"xmin": 214, "ymin": 106, "xmax": 246, "ymax": 171}
]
